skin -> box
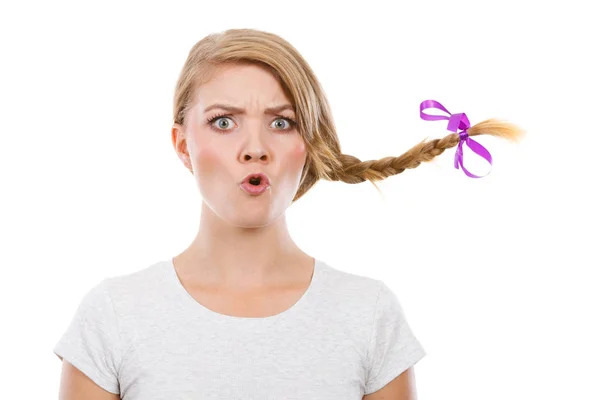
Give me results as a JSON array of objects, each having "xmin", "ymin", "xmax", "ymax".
[
  {"xmin": 169, "ymin": 62, "xmax": 418, "ymax": 399},
  {"xmin": 170, "ymin": 62, "xmax": 313, "ymax": 292},
  {"xmin": 58, "ymin": 62, "xmax": 417, "ymax": 399}
]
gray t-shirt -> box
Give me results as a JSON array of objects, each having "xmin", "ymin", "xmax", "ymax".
[{"xmin": 53, "ymin": 258, "xmax": 426, "ymax": 399}]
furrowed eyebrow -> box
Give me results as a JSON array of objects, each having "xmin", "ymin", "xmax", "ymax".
[{"xmin": 203, "ymin": 103, "xmax": 295, "ymax": 115}]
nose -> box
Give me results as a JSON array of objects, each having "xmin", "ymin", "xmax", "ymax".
[
  {"xmin": 240, "ymin": 123, "xmax": 269, "ymax": 163},
  {"xmin": 241, "ymin": 148, "xmax": 268, "ymax": 163}
]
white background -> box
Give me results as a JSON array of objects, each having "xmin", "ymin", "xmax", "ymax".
[{"xmin": 1, "ymin": 0, "xmax": 598, "ymax": 399}]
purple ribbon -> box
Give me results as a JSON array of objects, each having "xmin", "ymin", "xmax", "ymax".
[{"xmin": 419, "ymin": 100, "xmax": 493, "ymax": 178}]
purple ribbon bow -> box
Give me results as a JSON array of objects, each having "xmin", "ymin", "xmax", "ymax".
[{"xmin": 419, "ymin": 100, "xmax": 493, "ymax": 178}]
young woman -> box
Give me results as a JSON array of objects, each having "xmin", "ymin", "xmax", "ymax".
[{"xmin": 54, "ymin": 28, "xmax": 524, "ymax": 399}]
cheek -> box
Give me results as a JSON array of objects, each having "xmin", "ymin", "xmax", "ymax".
[
  {"xmin": 290, "ymin": 140, "xmax": 307, "ymax": 167},
  {"xmin": 193, "ymin": 146, "xmax": 225, "ymax": 177}
]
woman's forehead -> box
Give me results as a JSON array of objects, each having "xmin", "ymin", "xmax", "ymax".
[{"xmin": 195, "ymin": 68, "xmax": 293, "ymax": 111}]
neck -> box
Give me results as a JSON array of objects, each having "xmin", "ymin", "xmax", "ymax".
[{"xmin": 173, "ymin": 201, "xmax": 311, "ymax": 290}]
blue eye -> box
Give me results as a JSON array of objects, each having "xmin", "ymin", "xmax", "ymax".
[
  {"xmin": 210, "ymin": 116, "xmax": 234, "ymax": 131},
  {"xmin": 206, "ymin": 114, "xmax": 297, "ymax": 133},
  {"xmin": 271, "ymin": 118, "xmax": 290, "ymax": 129}
]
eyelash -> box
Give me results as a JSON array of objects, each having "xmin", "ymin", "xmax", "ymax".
[{"xmin": 205, "ymin": 113, "xmax": 298, "ymax": 134}]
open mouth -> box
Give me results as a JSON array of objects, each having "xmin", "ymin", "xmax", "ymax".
[
  {"xmin": 248, "ymin": 176, "xmax": 263, "ymax": 186},
  {"xmin": 243, "ymin": 173, "xmax": 270, "ymax": 186},
  {"xmin": 240, "ymin": 174, "xmax": 270, "ymax": 195}
]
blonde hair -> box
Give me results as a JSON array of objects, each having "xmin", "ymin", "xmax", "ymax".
[{"xmin": 173, "ymin": 28, "xmax": 525, "ymax": 203}]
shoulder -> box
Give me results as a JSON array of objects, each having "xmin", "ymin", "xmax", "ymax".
[
  {"xmin": 315, "ymin": 259, "xmax": 386, "ymax": 326},
  {"xmin": 103, "ymin": 259, "xmax": 168, "ymax": 293},
  {"xmin": 99, "ymin": 259, "xmax": 171, "ymax": 314},
  {"xmin": 317, "ymin": 259, "xmax": 383, "ymax": 301}
]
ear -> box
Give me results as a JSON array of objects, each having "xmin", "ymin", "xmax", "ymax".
[{"xmin": 171, "ymin": 124, "xmax": 192, "ymax": 172}]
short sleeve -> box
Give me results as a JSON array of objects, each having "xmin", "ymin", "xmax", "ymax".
[
  {"xmin": 364, "ymin": 280, "xmax": 426, "ymax": 395},
  {"xmin": 53, "ymin": 278, "xmax": 121, "ymax": 395}
]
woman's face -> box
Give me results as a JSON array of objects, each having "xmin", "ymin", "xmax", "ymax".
[{"xmin": 172, "ymin": 63, "xmax": 308, "ymax": 228}]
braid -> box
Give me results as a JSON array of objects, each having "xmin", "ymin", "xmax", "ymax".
[
  {"xmin": 337, "ymin": 117, "xmax": 524, "ymax": 184},
  {"xmin": 291, "ymin": 117, "xmax": 525, "ymax": 203}
]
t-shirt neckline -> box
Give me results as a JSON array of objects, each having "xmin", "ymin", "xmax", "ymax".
[{"xmin": 165, "ymin": 256, "xmax": 323, "ymax": 327}]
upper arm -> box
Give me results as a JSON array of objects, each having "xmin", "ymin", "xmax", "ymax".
[
  {"xmin": 58, "ymin": 357, "xmax": 120, "ymax": 400},
  {"xmin": 54, "ymin": 279, "xmax": 122, "ymax": 397},
  {"xmin": 363, "ymin": 366, "xmax": 417, "ymax": 400}
]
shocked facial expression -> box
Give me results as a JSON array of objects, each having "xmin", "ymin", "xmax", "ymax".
[{"xmin": 172, "ymin": 63, "xmax": 308, "ymax": 228}]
